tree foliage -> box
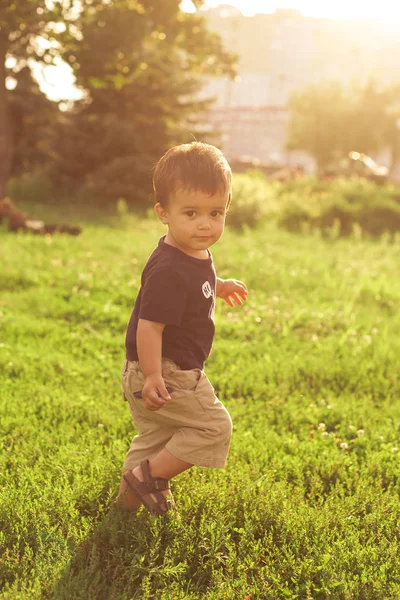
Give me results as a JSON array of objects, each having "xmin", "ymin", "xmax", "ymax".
[
  {"xmin": 9, "ymin": 66, "xmax": 59, "ymax": 175},
  {"xmin": 287, "ymin": 80, "xmax": 400, "ymax": 171},
  {"xmin": 52, "ymin": 0, "xmax": 236, "ymax": 203},
  {"xmin": 0, "ymin": 0, "xmax": 91, "ymax": 196},
  {"xmin": 2, "ymin": 0, "xmax": 236, "ymax": 203}
]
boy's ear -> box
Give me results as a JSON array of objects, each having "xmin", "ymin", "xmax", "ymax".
[
  {"xmin": 226, "ymin": 192, "xmax": 232, "ymax": 211},
  {"xmin": 154, "ymin": 202, "xmax": 168, "ymax": 224}
]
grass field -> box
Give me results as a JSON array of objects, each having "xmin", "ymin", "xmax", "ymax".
[{"xmin": 1, "ymin": 203, "xmax": 400, "ymax": 599}]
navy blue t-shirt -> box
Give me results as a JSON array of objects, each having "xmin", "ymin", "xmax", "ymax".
[{"xmin": 125, "ymin": 235, "xmax": 216, "ymax": 370}]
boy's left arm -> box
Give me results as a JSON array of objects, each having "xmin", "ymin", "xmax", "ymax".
[{"xmin": 216, "ymin": 277, "xmax": 248, "ymax": 307}]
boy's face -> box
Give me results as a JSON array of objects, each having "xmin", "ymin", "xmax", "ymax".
[{"xmin": 155, "ymin": 187, "xmax": 231, "ymax": 258}]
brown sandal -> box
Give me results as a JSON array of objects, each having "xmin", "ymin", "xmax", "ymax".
[{"xmin": 123, "ymin": 459, "xmax": 171, "ymax": 516}]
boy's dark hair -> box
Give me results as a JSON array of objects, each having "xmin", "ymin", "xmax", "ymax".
[{"xmin": 153, "ymin": 142, "xmax": 232, "ymax": 206}]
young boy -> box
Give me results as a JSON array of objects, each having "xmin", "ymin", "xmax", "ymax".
[{"xmin": 117, "ymin": 142, "xmax": 248, "ymax": 515}]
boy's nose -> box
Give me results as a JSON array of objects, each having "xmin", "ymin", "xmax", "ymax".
[{"xmin": 198, "ymin": 219, "xmax": 211, "ymax": 230}]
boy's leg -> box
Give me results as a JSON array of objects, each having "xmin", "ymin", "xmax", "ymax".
[
  {"xmin": 116, "ymin": 448, "xmax": 190, "ymax": 511},
  {"xmin": 119, "ymin": 374, "xmax": 232, "ymax": 513},
  {"xmin": 122, "ymin": 449, "xmax": 192, "ymax": 510},
  {"xmin": 118, "ymin": 362, "xmax": 231, "ymax": 513},
  {"xmin": 116, "ymin": 470, "xmax": 142, "ymax": 512},
  {"xmin": 134, "ymin": 448, "xmax": 192, "ymax": 482},
  {"xmin": 115, "ymin": 426, "xmax": 176, "ymax": 512}
]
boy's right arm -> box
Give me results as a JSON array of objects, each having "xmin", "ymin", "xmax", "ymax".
[{"xmin": 136, "ymin": 318, "xmax": 171, "ymax": 411}]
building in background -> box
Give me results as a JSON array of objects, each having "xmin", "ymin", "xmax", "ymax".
[{"xmin": 199, "ymin": 6, "xmax": 400, "ymax": 171}]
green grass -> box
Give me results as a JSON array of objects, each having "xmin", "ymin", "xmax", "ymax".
[{"xmin": 1, "ymin": 205, "xmax": 400, "ymax": 599}]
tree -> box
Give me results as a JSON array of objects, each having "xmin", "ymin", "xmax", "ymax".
[
  {"xmin": 2, "ymin": 0, "xmax": 236, "ymax": 202},
  {"xmin": 9, "ymin": 66, "xmax": 59, "ymax": 175},
  {"xmin": 342, "ymin": 81, "xmax": 394, "ymax": 158},
  {"xmin": 51, "ymin": 0, "xmax": 236, "ymax": 203},
  {"xmin": 0, "ymin": 0, "xmax": 81, "ymax": 196},
  {"xmin": 287, "ymin": 81, "xmax": 348, "ymax": 171},
  {"xmin": 382, "ymin": 84, "xmax": 400, "ymax": 174},
  {"xmin": 287, "ymin": 79, "xmax": 400, "ymax": 172}
]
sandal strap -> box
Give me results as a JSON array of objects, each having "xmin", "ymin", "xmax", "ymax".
[
  {"xmin": 140, "ymin": 459, "xmax": 169, "ymax": 492},
  {"xmin": 151, "ymin": 478, "xmax": 169, "ymax": 491},
  {"xmin": 151, "ymin": 489, "xmax": 169, "ymax": 512},
  {"xmin": 123, "ymin": 472, "xmax": 170, "ymax": 516},
  {"xmin": 141, "ymin": 459, "xmax": 153, "ymax": 488}
]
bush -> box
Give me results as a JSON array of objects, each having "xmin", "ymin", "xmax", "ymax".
[
  {"xmin": 227, "ymin": 171, "xmax": 278, "ymax": 230},
  {"xmin": 277, "ymin": 177, "xmax": 400, "ymax": 237},
  {"xmin": 83, "ymin": 154, "xmax": 155, "ymax": 206},
  {"xmin": 7, "ymin": 169, "xmax": 56, "ymax": 204},
  {"xmin": 358, "ymin": 200, "xmax": 400, "ymax": 235},
  {"xmin": 9, "ymin": 166, "xmax": 400, "ymax": 238}
]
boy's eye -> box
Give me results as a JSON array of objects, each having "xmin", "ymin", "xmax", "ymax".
[{"xmin": 185, "ymin": 210, "xmax": 224, "ymax": 218}]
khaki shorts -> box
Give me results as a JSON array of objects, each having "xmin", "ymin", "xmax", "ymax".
[{"xmin": 121, "ymin": 358, "xmax": 232, "ymax": 470}]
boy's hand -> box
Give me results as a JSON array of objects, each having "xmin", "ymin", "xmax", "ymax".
[
  {"xmin": 217, "ymin": 278, "xmax": 248, "ymax": 307},
  {"xmin": 142, "ymin": 373, "xmax": 171, "ymax": 411}
]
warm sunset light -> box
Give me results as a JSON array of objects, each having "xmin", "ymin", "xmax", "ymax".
[
  {"xmin": 201, "ymin": 0, "xmax": 400, "ymax": 23},
  {"xmin": 33, "ymin": 0, "xmax": 400, "ymax": 100},
  {"xmin": 3, "ymin": 1, "xmax": 400, "ymax": 594}
]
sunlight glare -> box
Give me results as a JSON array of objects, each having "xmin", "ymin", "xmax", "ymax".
[
  {"xmin": 204, "ymin": 0, "xmax": 400, "ymax": 23},
  {"xmin": 30, "ymin": 59, "xmax": 84, "ymax": 102},
  {"xmin": 180, "ymin": 0, "xmax": 196, "ymax": 13}
]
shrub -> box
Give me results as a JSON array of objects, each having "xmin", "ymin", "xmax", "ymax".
[
  {"xmin": 277, "ymin": 177, "xmax": 400, "ymax": 237},
  {"xmin": 358, "ymin": 200, "xmax": 400, "ymax": 235},
  {"xmin": 227, "ymin": 171, "xmax": 277, "ymax": 230},
  {"xmin": 83, "ymin": 154, "xmax": 155, "ymax": 206},
  {"xmin": 7, "ymin": 169, "xmax": 55, "ymax": 204}
]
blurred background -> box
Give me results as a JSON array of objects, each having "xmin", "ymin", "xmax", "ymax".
[{"xmin": 1, "ymin": 0, "xmax": 400, "ymax": 212}]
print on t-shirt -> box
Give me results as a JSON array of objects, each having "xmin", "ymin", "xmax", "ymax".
[
  {"xmin": 202, "ymin": 281, "xmax": 213, "ymax": 299},
  {"xmin": 202, "ymin": 280, "xmax": 215, "ymax": 320}
]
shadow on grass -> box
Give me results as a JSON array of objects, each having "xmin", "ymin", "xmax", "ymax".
[
  {"xmin": 49, "ymin": 500, "xmax": 187, "ymax": 600},
  {"xmin": 50, "ymin": 504, "xmax": 152, "ymax": 600}
]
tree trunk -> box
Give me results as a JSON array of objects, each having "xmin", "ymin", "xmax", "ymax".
[{"xmin": 0, "ymin": 35, "xmax": 12, "ymax": 199}]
